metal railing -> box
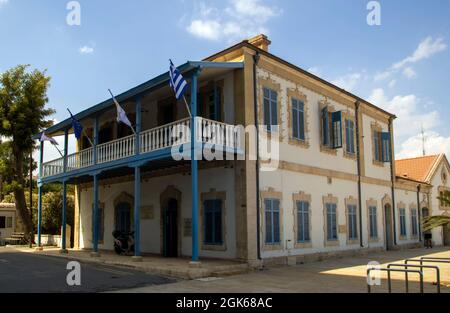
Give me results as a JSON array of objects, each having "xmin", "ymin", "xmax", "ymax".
[
  {"xmin": 388, "ymin": 263, "xmax": 441, "ymax": 293},
  {"xmin": 367, "ymin": 268, "xmax": 424, "ymax": 293},
  {"xmin": 41, "ymin": 117, "xmax": 242, "ymax": 178}
]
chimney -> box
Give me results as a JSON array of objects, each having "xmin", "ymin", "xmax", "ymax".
[{"xmin": 248, "ymin": 34, "xmax": 271, "ymax": 52}]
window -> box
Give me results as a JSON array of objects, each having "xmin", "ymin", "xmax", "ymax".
[
  {"xmin": 322, "ymin": 107, "xmax": 342, "ymax": 149},
  {"xmin": 348, "ymin": 205, "xmax": 358, "ymax": 240},
  {"xmin": 292, "ymin": 98, "xmax": 305, "ymax": 141},
  {"xmin": 411, "ymin": 209, "xmax": 418, "ymax": 237},
  {"xmin": 93, "ymin": 204, "xmax": 105, "ymax": 243},
  {"xmin": 6, "ymin": 217, "xmax": 12, "ymax": 228},
  {"xmin": 369, "ymin": 206, "xmax": 378, "ymax": 239},
  {"xmin": 345, "ymin": 119, "xmax": 356, "ymax": 155},
  {"xmin": 204, "ymin": 199, "xmax": 223, "ymax": 245},
  {"xmin": 297, "ymin": 201, "xmax": 310, "ymax": 242},
  {"xmin": 400, "ymin": 208, "xmax": 407, "ymax": 237},
  {"xmin": 373, "ymin": 130, "xmax": 391, "ymax": 162},
  {"xmin": 263, "ymin": 87, "xmax": 278, "ymax": 132},
  {"xmin": 0, "ymin": 216, "xmax": 5, "ymax": 229},
  {"xmin": 326, "ymin": 203, "xmax": 338, "ymax": 241},
  {"xmin": 265, "ymin": 199, "xmax": 281, "ymax": 244}
]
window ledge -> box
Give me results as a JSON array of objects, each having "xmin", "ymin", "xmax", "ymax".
[
  {"xmin": 347, "ymin": 239, "xmax": 359, "ymax": 245},
  {"xmin": 369, "ymin": 237, "xmax": 379, "ymax": 243},
  {"xmin": 324, "ymin": 239, "xmax": 340, "ymax": 247},
  {"xmin": 344, "ymin": 151, "xmax": 357, "ymax": 160},
  {"xmin": 294, "ymin": 242, "xmax": 312, "ymax": 249},
  {"xmin": 263, "ymin": 243, "xmax": 283, "ymax": 251},
  {"xmin": 372, "ymin": 159, "xmax": 385, "ymax": 167},
  {"xmin": 320, "ymin": 145, "xmax": 338, "ymax": 156},
  {"xmin": 289, "ymin": 137, "xmax": 310, "ymax": 149}
]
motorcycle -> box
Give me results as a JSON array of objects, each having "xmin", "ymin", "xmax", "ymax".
[{"xmin": 112, "ymin": 230, "xmax": 135, "ymax": 255}]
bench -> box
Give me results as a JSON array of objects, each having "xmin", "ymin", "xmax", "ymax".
[{"xmin": 4, "ymin": 232, "xmax": 26, "ymax": 245}]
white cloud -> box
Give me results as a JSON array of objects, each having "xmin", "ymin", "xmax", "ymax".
[
  {"xmin": 185, "ymin": 0, "xmax": 281, "ymax": 42},
  {"xmin": 331, "ymin": 73, "xmax": 362, "ymax": 92},
  {"xmin": 0, "ymin": 0, "xmax": 8, "ymax": 8},
  {"xmin": 403, "ymin": 67, "xmax": 417, "ymax": 79},
  {"xmin": 187, "ymin": 20, "xmax": 221, "ymax": 41},
  {"xmin": 374, "ymin": 36, "xmax": 447, "ymax": 82},
  {"xmin": 396, "ymin": 131, "xmax": 450, "ymax": 159},
  {"xmin": 388, "ymin": 79, "xmax": 397, "ymax": 88},
  {"xmin": 79, "ymin": 45, "xmax": 94, "ymax": 55}
]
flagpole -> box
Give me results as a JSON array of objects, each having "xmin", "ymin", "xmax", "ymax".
[
  {"xmin": 108, "ymin": 89, "xmax": 137, "ymax": 135},
  {"xmin": 183, "ymin": 96, "xmax": 192, "ymax": 118},
  {"xmin": 67, "ymin": 108, "xmax": 94, "ymax": 147},
  {"xmin": 53, "ymin": 144, "xmax": 64, "ymax": 158}
]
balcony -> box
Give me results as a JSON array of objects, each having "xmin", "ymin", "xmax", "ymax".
[{"xmin": 41, "ymin": 117, "xmax": 243, "ymax": 179}]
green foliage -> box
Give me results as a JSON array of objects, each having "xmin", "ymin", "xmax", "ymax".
[
  {"xmin": 0, "ymin": 65, "xmax": 55, "ymax": 237},
  {"xmin": 422, "ymin": 191, "xmax": 450, "ymax": 232}
]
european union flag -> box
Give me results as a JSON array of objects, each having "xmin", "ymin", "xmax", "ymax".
[{"xmin": 68, "ymin": 109, "xmax": 83, "ymax": 140}]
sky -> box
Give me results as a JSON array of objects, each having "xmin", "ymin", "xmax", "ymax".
[{"xmin": 0, "ymin": 0, "xmax": 449, "ymax": 162}]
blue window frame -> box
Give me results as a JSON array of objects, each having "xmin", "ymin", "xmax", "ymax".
[
  {"xmin": 297, "ymin": 201, "xmax": 310, "ymax": 242},
  {"xmin": 115, "ymin": 202, "xmax": 130, "ymax": 234},
  {"xmin": 322, "ymin": 107, "xmax": 342, "ymax": 149},
  {"xmin": 345, "ymin": 119, "xmax": 355, "ymax": 155},
  {"xmin": 411, "ymin": 209, "xmax": 418, "ymax": 236},
  {"xmin": 369, "ymin": 206, "xmax": 378, "ymax": 239},
  {"xmin": 292, "ymin": 98, "xmax": 305, "ymax": 141},
  {"xmin": 263, "ymin": 87, "xmax": 278, "ymax": 132},
  {"xmin": 322, "ymin": 107, "xmax": 331, "ymax": 146},
  {"xmin": 326, "ymin": 203, "xmax": 338, "ymax": 241},
  {"xmin": 265, "ymin": 198, "xmax": 281, "ymax": 244},
  {"xmin": 400, "ymin": 208, "xmax": 407, "ymax": 237},
  {"xmin": 204, "ymin": 199, "xmax": 223, "ymax": 245},
  {"xmin": 348, "ymin": 204, "xmax": 358, "ymax": 240},
  {"xmin": 374, "ymin": 131, "xmax": 391, "ymax": 162}
]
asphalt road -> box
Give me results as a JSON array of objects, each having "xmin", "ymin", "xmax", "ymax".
[{"xmin": 0, "ymin": 247, "xmax": 175, "ymax": 293}]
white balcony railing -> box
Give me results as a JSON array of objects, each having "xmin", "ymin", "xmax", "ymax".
[{"xmin": 41, "ymin": 117, "xmax": 243, "ymax": 178}]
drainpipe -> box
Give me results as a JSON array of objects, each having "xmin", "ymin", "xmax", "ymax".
[
  {"xmin": 388, "ymin": 117, "xmax": 397, "ymax": 246},
  {"xmin": 355, "ymin": 101, "xmax": 364, "ymax": 248},
  {"xmin": 253, "ymin": 51, "xmax": 262, "ymax": 260},
  {"xmin": 417, "ymin": 184, "xmax": 422, "ymax": 242}
]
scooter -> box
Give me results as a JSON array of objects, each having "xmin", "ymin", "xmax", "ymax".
[{"xmin": 112, "ymin": 230, "xmax": 135, "ymax": 255}]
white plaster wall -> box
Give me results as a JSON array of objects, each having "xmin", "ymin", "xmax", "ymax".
[
  {"xmin": 362, "ymin": 115, "xmax": 391, "ymax": 181},
  {"xmin": 79, "ymin": 167, "xmax": 237, "ymax": 259},
  {"xmin": 256, "ymin": 68, "xmax": 358, "ymax": 174},
  {"xmin": 428, "ymin": 162, "xmax": 450, "ymax": 246},
  {"xmin": 394, "ymin": 187, "xmax": 422, "ymax": 246},
  {"xmin": 0, "ymin": 210, "xmax": 15, "ymax": 239}
]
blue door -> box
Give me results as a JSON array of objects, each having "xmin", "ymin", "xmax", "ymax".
[{"xmin": 115, "ymin": 202, "xmax": 131, "ymax": 233}]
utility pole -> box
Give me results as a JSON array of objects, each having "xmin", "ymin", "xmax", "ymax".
[{"xmin": 29, "ymin": 149, "xmax": 33, "ymax": 248}]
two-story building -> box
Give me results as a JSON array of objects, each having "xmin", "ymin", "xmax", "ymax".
[{"xmin": 34, "ymin": 35, "xmax": 449, "ymax": 266}]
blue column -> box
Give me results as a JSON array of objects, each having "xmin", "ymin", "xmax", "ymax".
[
  {"xmin": 191, "ymin": 71, "xmax": 199, "ymax": 262},
  {"xmin": 37, "ymin": 140, "xmax": 44, "ymax": 248},
  {"xmin": 37, "ymin": 186, "xmax": 43, "ymax": 248},
  {"xmin": 134, "ymin": 166, "xmax": 141, "ymax": 257},
  {"xmin": 93, "ymin": 174, "xmax": 99, "ymax": 253},
  {"xmin": 61, "ymin": 180, "xmax": 68, "ymax": 251}
]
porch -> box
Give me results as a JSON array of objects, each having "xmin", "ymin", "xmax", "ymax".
[{"xmin": 34, "ymin": 61, "xmax": 246, "ymax": 264}]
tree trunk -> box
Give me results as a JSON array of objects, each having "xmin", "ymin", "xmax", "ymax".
[{"xmin": 13, "ymin": 146, "xmax": 33, "ymax": 242}]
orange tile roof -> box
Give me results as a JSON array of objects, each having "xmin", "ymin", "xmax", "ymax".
[{"xmin": 395, "ymin": 155, "xmax": 441, "ymax": 183}]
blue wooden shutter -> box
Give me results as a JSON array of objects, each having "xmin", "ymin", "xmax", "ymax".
[
  {"xmin": 264, "ymin": 199, "xmax": 272, "ymax": 244},
  {"xmin": 322, "ymin": 107, "xmax": 330, "ymax": 146},
  {"xmin": 214, "ymin": 199, "xmax": 223, "ymax": 244},
  {"xmin": 332, "ymin": 111, "xmax": 343, "ymax": 149},
  {"xmin": 381, "ymin": 132, "xmax": 391, "ymax": 162},
  {"xmin": 273, "ymin": 199, "xmax": 280, "ymax": 243}
]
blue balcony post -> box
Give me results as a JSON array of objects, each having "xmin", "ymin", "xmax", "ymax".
[
  {"xmin": 61, "ymin": 129, "xmax": 69, "ymax": 253},
  {"xmin": 92, "ymin": 173, "xmax": 100, "ymax": 256},
  {"xmin": 133, "ymin": 97, "xmax": 142, "ymax": 261},
  {"xmin": 191, "ymin": 70, "xmax": 200, "ymax": 264},
  {"xmin": 36, "ymin": 140, "xmax": 44, "ymax": 250},
  {"xmin": 133, "ymin": 166, "xmax": 141, "ymax": 260}
]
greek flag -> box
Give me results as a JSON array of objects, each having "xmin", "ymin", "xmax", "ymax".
[
  {"xmin": 109, "ymin": 89, "xmax": 133, "ymax": 129},
  {"xmin": 40, "ymin": 132, "xmax": 58, "ymax": 145},
  {"xmin": 68, "ymin": 109, "xmax": 84, "ymax": 140},
  {"xmin": 169, "ymin": 59, "xmax": 188, "ymax": 100}
]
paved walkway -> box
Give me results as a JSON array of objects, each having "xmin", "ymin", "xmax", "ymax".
[
  {"xmin": 115, "ymin": 247, "xmax": 450, "ymax": 293},
  {"xmin": 11, "ymin": 246, "xmax": 249, "ymax": 279}
]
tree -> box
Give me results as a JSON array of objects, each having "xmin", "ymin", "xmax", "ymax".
[
  {"xmin": 0, "ymin": 65, "xmax": 54, "ymax": 240},
  {"xmin": 422, "ymin": 190, "xmax": 450, "ymax": 232}
]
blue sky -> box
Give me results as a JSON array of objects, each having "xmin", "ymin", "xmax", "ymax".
[{"xmin": 0, "ymin": 0, "xmax": 449, "ymax": 161}]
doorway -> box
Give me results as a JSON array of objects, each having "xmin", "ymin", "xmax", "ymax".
[
  {"xmin": 384, "ymin": 204, "xmax": 394, "ymax": 250},
  {"xmin": 115, "ymin": 202, "xmax": 132, "ymax": 233},
  {"xmin": 163, "ymin": 198, "xmax": 178, "ymax": 257}
]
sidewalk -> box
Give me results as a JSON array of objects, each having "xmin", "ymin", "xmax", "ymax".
[{"xmin": 11, "ymin": 246, "xmax": 250, "ymax": 280}]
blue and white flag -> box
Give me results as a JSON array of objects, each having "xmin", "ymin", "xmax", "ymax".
[
  {"xmin": 68, "ymin": 109, "xmax": 84, "ymax": 140},
  {"xmin": 40, "ymin": 132, "xmax": 58, "ymax": 145},
  {"xmin": 169, "ymin": 59, "xmax": 188, "ymax": 100},
  {"xmin": 109, "ymin": 89, "xmax": 134, "ymax": 130}
]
